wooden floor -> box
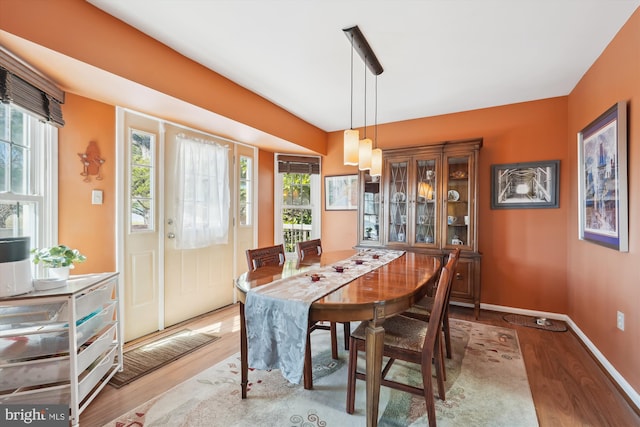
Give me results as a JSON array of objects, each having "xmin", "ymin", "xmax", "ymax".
[{"xmin": 81, "ymin": 304, "xmax": 640, "ymax": 426}]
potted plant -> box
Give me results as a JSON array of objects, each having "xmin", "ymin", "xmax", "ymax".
[{"xmin": 31, "ymin": 244, "xmax": 87, "ymax": 279}]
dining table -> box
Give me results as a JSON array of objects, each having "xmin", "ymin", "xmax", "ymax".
[{"xmin": 235, "ymin": 249, "xmax": 440, "ymax": 427}]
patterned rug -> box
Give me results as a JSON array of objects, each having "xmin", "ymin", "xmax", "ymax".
[{"xmin": 105, "ymin": 320, "xmax": 538, "ymax": 426}]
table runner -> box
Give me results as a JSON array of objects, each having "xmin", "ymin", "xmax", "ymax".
[{"xmin": 245, "ymin": 249, "xmax": 404, "ymax": 384}]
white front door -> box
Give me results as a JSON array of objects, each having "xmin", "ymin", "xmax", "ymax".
[
  {"xmin": 121, "ymin": 111, "xmax": 161, "ymax": 341},
  {"xmin": 120, "ymin": 110, "xmax": 249, "ymax": 341},
  {"xmin": 162, "ymin": 124, "xmax": 235, "ymax": 327}
]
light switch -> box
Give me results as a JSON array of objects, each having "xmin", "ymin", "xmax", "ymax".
[{"xmin": 92, "ymin": 190, "xmax": 103, "ymax": 205}]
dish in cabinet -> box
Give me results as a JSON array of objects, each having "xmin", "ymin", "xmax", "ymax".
[{"xmin": 447, "ymin": 190, "xmax": 460, "ymax": 201}]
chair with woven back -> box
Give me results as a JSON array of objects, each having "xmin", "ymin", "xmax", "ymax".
[
  {"xmin": 402, "ymin": 247, "xmax": 461, "ymax": 361},
  {"xmin": 345, "ymin": 259, "xmax": 456, "ymax": 427},
  {"xmin": 245, "ymin": 243, "xmax": 340, "ymax": 389}
]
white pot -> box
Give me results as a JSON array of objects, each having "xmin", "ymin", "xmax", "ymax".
[{"xmin": 48, "ymin": 266, "xmax": 70, "ymax": 280}]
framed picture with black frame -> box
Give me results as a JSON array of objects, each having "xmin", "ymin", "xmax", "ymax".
[
  {"xmin": 491, "ymin": 160, "xmax": 560, "ymax": 209},
  {"xmin": 324, "ymin": 174, "xmax": 358, "ymax": 210},
  {"xmin": 577, "ymin": 101, "xmax": 628, "ymax": 252}
]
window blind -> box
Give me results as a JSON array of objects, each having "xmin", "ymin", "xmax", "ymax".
[
  {"xmin": 0, "ymin": 49, "xmax": 65, "ymax": 127},
  {"xmin": 277, "ymin": 155, "xmax": 320, "ymax": 174}
]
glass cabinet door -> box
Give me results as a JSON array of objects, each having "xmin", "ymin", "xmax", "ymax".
[
  {"xmin": 386, "ymin": 158, "xmax": 409, "ymax": 244},
  {"xmin": 413, "ymin": 157, "xmax": 438, "ymax": 246},
  {"xmin": 445, "ymin": 154, "xmax": 471, "ymax": 248},
  {"xmin": 361, "ymin": 171, "xmax": 381, "ymax": 244}
]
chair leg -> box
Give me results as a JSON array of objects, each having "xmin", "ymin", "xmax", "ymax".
[
  {"xmin": 346, "ymin": 337, "xmax": 358, "ymax": 414},
  {"xmin": 422, "ymin": 349, "xmax": 437, "ymax": 427},
  {"xmin": 303, "ymin": 328, "xmax": 313, "ymax": 390},
  {"xmin": 434, "ymin": 335, "xmax": 446, "ymax": 401},
  {"xmin": 240, "ymin": 302, "xmax": 248, "ymax": 399},
  {"xmin": 443, "ymin": 311, "xmax": 452, "ymax": 359},
  {"xmin": 343, "ymin": 322, "xmax": 351, "ymax": 350}
]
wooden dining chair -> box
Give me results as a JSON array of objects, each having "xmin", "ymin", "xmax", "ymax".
[
  {"xmin": 402, "ymin": 248, "xmax": 461, "ymax": 360},
  {"xmin": 295, "ymin": 238, "xmax": 322, "ymax": 260},
  {"xmin": 295, "ymin": 239, "xmax": 351, "ymax": 352},
  {"xmin": 245, "ymin": 244, "xmax": 286, "ymax": 271},
  {"xmin": 345, "ymin": 265, "xmax": 453, "ymax": 427}
]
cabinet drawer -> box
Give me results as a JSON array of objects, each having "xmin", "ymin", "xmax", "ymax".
[
  {"xmin": 79, "ymin": 345, "xmax": 117, "ymax": 401},
  {"xmin": 0, "ymin": 302, "xmax": 116, "ymax": 361}
]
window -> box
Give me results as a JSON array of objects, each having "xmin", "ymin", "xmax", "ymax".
[
  {"xmin": 0, "ymin": 103, "xmax": 57, "ymax": 247},
  {"xmin": 129, "ymin": 129, "xmax": 155, "ymax": 232},
  {"xmin": 274, "ymin": 155, "xmax": 320, "ymax": 254},
  {"xmin": 239, "ymin": 155, "xmax": 252, "ymax": 226}
]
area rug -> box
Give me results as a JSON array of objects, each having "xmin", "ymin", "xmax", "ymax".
[
  {"xmin": 503, "ymin": 314, "xmax": 568, "ymax": 332},
  {"xmin": 105, "ymin": 320, "xmax": 538, "ymax": 426},
  {"xmin": 108, "ymin": 329, "xmax": 220, "ymax": 388}
]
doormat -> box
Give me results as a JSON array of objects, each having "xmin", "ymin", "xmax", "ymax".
[
  {"xmin": 109, "ymin": 329, "xmax": 220, "ymax": 388},
  {"xmin": 503, "ymin": 314, "xmax": 568, "ymax": 332}
]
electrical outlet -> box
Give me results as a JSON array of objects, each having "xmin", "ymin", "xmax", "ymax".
[{"xmin": 617, "ymin": 311, "xmax": 625, "ymax": 331}]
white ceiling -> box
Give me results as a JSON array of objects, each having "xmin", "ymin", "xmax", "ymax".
[{"xmin": 86, "ymin": 0, "xmax": 639, "ymax": 132}]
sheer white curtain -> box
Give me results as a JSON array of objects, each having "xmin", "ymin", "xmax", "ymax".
[{"xmin": 174, "ymin": 134, "xmax": 230, "ymax": 249}]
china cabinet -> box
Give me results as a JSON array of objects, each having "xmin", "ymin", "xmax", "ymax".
[
  {"xmin": 0, "ymin": 273, "xmax": 122, "ymax": 426},
  {"xmin": 357, "ymin": 138, "xmax": 482, "ymax": 317}
]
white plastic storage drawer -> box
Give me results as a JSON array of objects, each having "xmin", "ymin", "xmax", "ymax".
[
  {"xmin": 0, "ymin": 302, "xmax": 66, "ymax": 325},
  {"xmin": 79, "ymin": 345, "xmax": 117, "ymax": 401},
  {"xmin": 0, "ymin": 323, "xmax": 117, "ymax": 391},
  {"xmin": 0, "ymin": 355, "xmax": 69, "ymax": 392},
  {"xmin": 57, "ymin": 279, "xmax": 115, "ymax": 321},
  {"xmin": 78, "ymin": 323, "xmax": 117, "ymax": 373},
  {"xmin": 0, "ymin": 302, "xmax": 116, "ymax": 361},
  {"xmin": 0, "ymin": 384, "xmax": 69, "ymax": 405}
]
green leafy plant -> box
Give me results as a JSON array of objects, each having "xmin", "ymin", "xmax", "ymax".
[{"xmin": 31, "ymin": 244, "xmax": 87, "ymax": 268}]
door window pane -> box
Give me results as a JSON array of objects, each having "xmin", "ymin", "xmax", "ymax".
[
  {"xmin": 130, "ymin": 130, "xmax": 155, "ymax": 232},
  {"xmin": 282, "ymin": 172, "xmax": 312, "ymax": 252},
  {"xmin": 239, "ymin": 156, "xmax": 251, "ymax": 226}
]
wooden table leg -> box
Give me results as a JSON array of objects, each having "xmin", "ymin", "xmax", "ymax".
[
  {"xmin": 365, "ymin": 319, "xmax": 385, "ymax": 427},
  {"xmin": 240, "ymin": 302, "xmax": 248, "ymax": 399}
]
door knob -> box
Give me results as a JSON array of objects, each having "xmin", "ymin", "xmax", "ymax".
[{"xmin": 167, "ymin": 232, "xmax": 176, "ymax": 239}]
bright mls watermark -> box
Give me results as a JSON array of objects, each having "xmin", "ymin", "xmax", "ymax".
[{"xmin": 1, "ymin": 405, "xmax": 67, "ymax": 426}]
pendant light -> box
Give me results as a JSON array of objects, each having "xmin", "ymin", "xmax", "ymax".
[
  {"xmin": 343, "ymin": 32, "xmax": 359, "ymax": 166},
  {"xmin": 370, "ymin": 75, "xmax": 382, "ymax": 177},
  {"xmin": 342, "ymin": 26, "xmax": 384, "ymax": 170},
  {"xmin": 358, "ymin": 58, "xmax": 372, "ymax": 171}
]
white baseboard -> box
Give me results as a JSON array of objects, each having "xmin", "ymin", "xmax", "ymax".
[{"xmin": 480, "ymin": 303, "xmax": 640, "ymax": 411}]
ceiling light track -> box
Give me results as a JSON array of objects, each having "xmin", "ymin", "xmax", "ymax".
[{"xmin": 342, "ymin": 26, "xmax": 383, "ymax": 76}]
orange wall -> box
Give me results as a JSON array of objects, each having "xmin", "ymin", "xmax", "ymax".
[
  {"xmin": 567, "ymin": 9, "xmax": 640, "ymax": 393},
  {"xmin": 257, "ymin": 150, "xmax": 275, "ymax": 247},
  {"xmin": 324, "ymin": 97, "xmax": 570, "ymax": 314},
  {"xmin": 58, "ymin": 94, "xmax": 116, "ymax": 274}
]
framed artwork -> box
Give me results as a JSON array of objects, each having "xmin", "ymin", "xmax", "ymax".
[
  {"xmin": 325, "ymin": 174, "xmax": 358, "ymax": 210},
  {"xmin": 577, "ymin": 101, "xmax": 628, "ymax": 251},
  {"xmin": 491, "ymin": 160, "xmax": 560, "ymax": 209}
]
